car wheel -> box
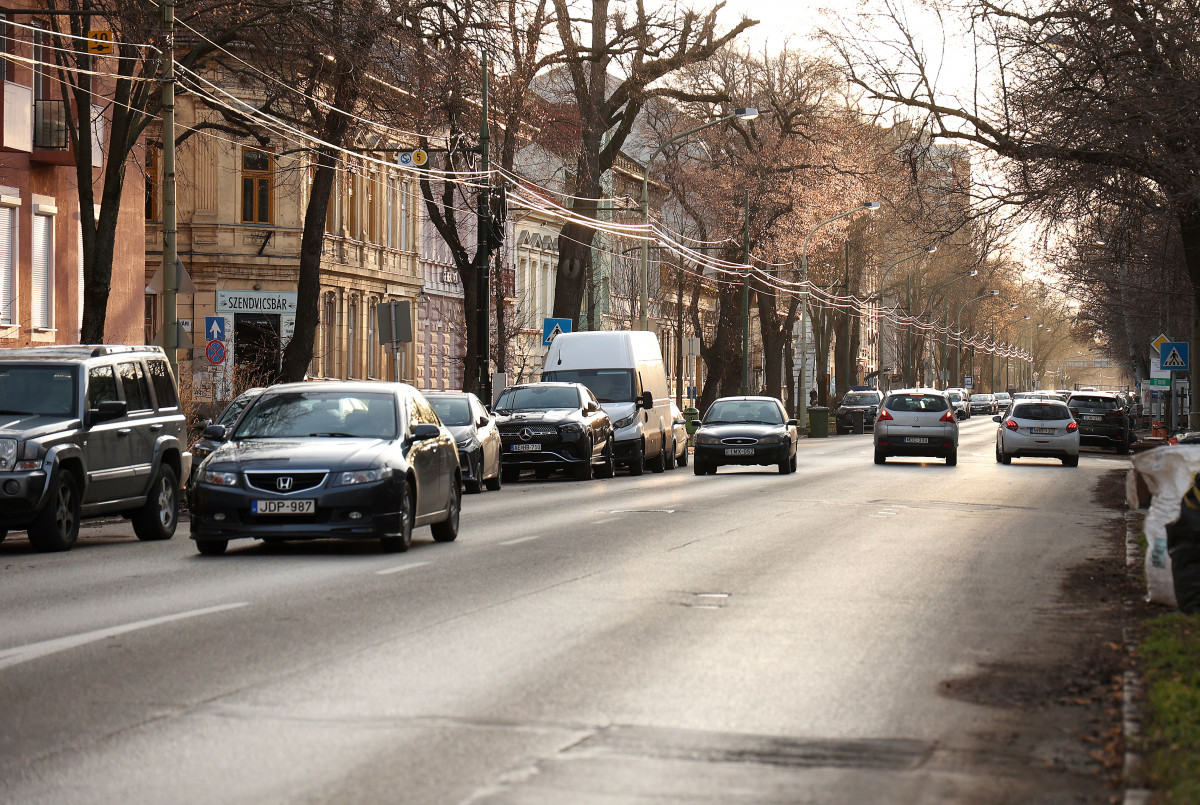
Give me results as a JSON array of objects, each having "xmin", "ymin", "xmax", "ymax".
[
  {"xmin": 196, "ymin": 539, "xmax": 228, "ymax": 556},
  {"xmin": 431, "ymin": 476, "xmax": 461, "ymax": 542},
  {"xmin": 995, "ymin": 442, "xmax": 1003, "ymax": 463},
  {"xmin": 133, "ymin": 464, "xmax": 179, "ymax": 541},
  {"xmin": 28, "ymin": 472, "xmax": 81, "ymax": 552},
  {"xmin": 664, "ymin": 438, "xmax": 677, "ymax": 470},
  {"xmin": 678, "ymin": 441, "xmax": 689, "ymax": 467},
  {"xmin": 1063, "ymin": 455, "xmax": 1079, "ymax": 467},
  {"xmin": 484, "ymin": 465, "xmax": 502, "ymax": 492},
  {"xmin": 595, "ymin": 440, "xmax": 616, "ymax": 479},
  {"xmin": 572, "ymin": 444, "xmax": 593, "ymax": 481},
  {"xmin": 1000, "ymin": 450, "xmax": 1011, "ymax": 465},
  {"xmin": 874, "ymin": 450, "xmax": 886, "ymax": 465},
  {"xmin": 693, "ymin": 459, "xmax": 708, "ymax": 476},
  {"xmin": 0, "ymin": 529, "xmax": 6, "ymax": 544},
  {"xmin": 381, "ymin": 480, "xmax": 415, "ymax": 553},
  {"xmin": 628, "ymin": 443, "xmax": 645, "ymax": 476},
  {"xmin": 465, "ymin": 451, "xmax": 483, "ymax": 494},
  {"xmin": 777, "ymin": 458, "xmax": 789, "ymax": 474},
  {"xmin": 946, "ymin": 448, "xmax": 958, "ymax": 466},
  {"xmin": 501, "ymin": 465, "xmax": 520, "ymax": 484},
  {"xmin": 789, "ymin": 453, "xmax": 797, "ymax": 473},
  {"xmin": 649, "ymin": 441, "xmax": 666, "ymax": 473}
]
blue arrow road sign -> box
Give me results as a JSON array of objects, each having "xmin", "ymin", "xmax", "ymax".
[
  {"xmin": 205, "ymin": 316, "xmax": 226, "ymax": 342},
  {"xmin": 543, "ymin": 317, "xmax": 572, "ymax": 346},
  {"xmin": 1161, "ymin": 341, "xmax": 1189, "ymax": 371}
]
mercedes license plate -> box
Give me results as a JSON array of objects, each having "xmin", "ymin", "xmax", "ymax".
[
  {"xmin": 1030, "ymin": 427, "xmax": 1055, "ymax": 435},
  {"xmin": 724, "ymin": 447, "xmax": 755, "ymax": 456},
  {"xmin": 1084, "ymin": 415, "xmax": 1103, "ymax": 421},
  {"xmin": 511, "ymin": 443, "xmax": 541, "ymax": 452},
  {"xmin": 905, "ymin": 436, "xmax": 929, "ymax": 444},
  {"xmin": 252, "ymin": 499, "xmax": 315, "ymax": 515}
]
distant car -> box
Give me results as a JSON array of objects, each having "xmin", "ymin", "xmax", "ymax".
[
  {"xmin": 995, "ymin": 400, "xmax": 1080, "ymax": 466},
  {"xmin": 493, "ymin": 382, "xmax": 615, "ymax": 482},
  {"xmin": 993, "ymin": 391, "xmax": 1012, "ymax": 412},
  {"xmin": 835, "ymin": 389, "xmax": 884, "ymax": 433},
  {"xmin": 692, "ymin": 396, "xmax": 798, "ymax": 475},
  {"xmin": 874, "ymin": 388, "xmax": 959, "ymax": 465},
  {"xmin": 188, "ymin": 388, "xmax": 265, "ymax": 484},
  {"xmin": 669, "ymin": 402, "xmax": 689, "ymax": 468},
  {"xmin": 189, "ymin": 382, "xmax": 461, "ymax": 555},
  {"xmin": 946, "ymin": 389, "xmax": 969, "ymax": 420},
  {"xmin": 969, "ymin": 393, "xmax": 997, "ymax": 415},
  {"xmin": 1066, "ymin": 391, "xmax": 1133, "ymax": 454},
  {"xmin": 426, "ymin": 391, "xmax": 501, "ymax": 493}
]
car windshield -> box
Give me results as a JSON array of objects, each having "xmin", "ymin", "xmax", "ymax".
[
  {"xmin": 885, "ymin": 393, "xmax": 949, "ymax": 412},
  {"xmin": 704, "ymin": 400, "xmax": 783, "ymax": 424},
  {"xmin": 542, "ymin": 369, "xmax": 634, "ymax": 403},
  {"xmin": 1012, "ymin": 403, "xmax": 1071, "ymax": 420},
  {"xmin": 842, "ymin": 393, "xmax": 878, "ymax": 406},
  {"xmin": 1069, "ymin": 395, "xmax": 1120, "ymax": 411},
  {"xmin": 495, "ymin": 386, "xmax": 580, "ymax": 411},
  {"xmin": 947, "ymin": 391, "xmax": 962, "ymax": 402},
  {"xmin": 233, "ymin": 391, "xmax": 398, "ymax": 439},
  {"xmin": 217, "ymin": 393, "xmax": 257, "ymax": 426},
  {"xmin": 428, "ymin": 396, "xmax": 471, "ymax": 426},
  {"xmin": 0, "ymin": 365, "xmax": 76, "ymax": 417}
]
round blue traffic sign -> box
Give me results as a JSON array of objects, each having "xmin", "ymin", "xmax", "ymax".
[{"xmin": 206, "ymin": 339, "xmax": 226, "ymax": 365}]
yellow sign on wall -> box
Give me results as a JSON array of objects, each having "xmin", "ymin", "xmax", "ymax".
[{"xmin": 88, "ymin": 31, "xmax": 114, "ymax": 55}]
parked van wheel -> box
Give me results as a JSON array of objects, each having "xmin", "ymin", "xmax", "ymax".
[{"xmin": 628, "ymin": 443, "xmax": 645, "ymax": 476}]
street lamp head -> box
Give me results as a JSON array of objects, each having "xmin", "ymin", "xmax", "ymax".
[
  {"xmin": 924, "ymin": 245, "xmax": 938, "ymax": 254},
  {"xmin": 988, "ymin": 289, "xmax": 1000, "ymax": 295},
  {"xmin": 1022, "ymin": 315, "xmax": 1031, "ymax": 320},
  {"xmin": 967, "ymin": 269, "xmax": 979, "ymax": 277},
  {"xmin": 863, "ymin": 201, "xmax": 881, "ymax": 210},
  {"xmin": 1009, "ymin": 302, "xmax": 1019, "ymax": 308},
  {"xmin": 733, "ymin": 107, "xmax": 759, "ymax": 120}
]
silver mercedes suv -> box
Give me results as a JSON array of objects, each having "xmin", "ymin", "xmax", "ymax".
[{"xmin": 0, "ymin": 346, "xmax": 190, "ymax": 551}]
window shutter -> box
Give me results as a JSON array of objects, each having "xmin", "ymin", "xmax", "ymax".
[
  {"xmin": 31, "ymin": 214, "xmax": 53, "ymax": 329},
  {"xmin": 0, "ymin": 206, "xmax": 13, "ymax": 325}
]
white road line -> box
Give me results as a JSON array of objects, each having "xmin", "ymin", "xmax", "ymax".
[
  {"xmin": 589, "ymin": 517, "xmax": 622, "ymax": 525},
  {"xmin": 499, "ymin": 535, "xmax": 541, "ymax": 546},
  {"xmin": 0, "ymin": 602, "xmax": 250, "ymax": 672},
  {"xmin": 375, "ymin": 561, "xmax": 431, "ymax": 576}
]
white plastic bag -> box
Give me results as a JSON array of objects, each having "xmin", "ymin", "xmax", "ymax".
[{"xmin": 1131, "ymin": 446, "xmax": 1200, "ymax": 607}]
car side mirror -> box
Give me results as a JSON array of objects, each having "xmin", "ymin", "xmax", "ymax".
[
  {"xmin": 585, "ymin": 400, "xmax": 599, "ymax": 413},
  {"xmin": 786, "ymin": 418, "xmax": 799, "ymax": 427},
  {"xmin": 412, "ymin": 423, "xmax": 441, "ymax": 441},
  {"xmin": 477, "ymin": 416, "xmax": 490, "ymax": 428},
  {"xmin": 202, "ymin": 424, "xmax": 228, "ymax": 441},
  {"xmin": 639, "ymin": 390, "xmax": 653, "ymax": 409},
  {"xmin": 88, "ymin": 399, "xmax": 128, "ymax": 426},
  {"xmin": 992, "ymin": 415, "xmax": 1001, "ymax": 422}
]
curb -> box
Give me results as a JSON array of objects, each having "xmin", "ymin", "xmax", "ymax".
[{"xmin": 1123, "ymin": 508, "xmax": 1153, "ymax": 805}]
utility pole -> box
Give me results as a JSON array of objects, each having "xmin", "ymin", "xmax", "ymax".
[
  {"xmin": 161, "ymin": 0, "xmax": 178, "ymax": 378},
  {"xmin": 843, "ymin": 241, "xmax": 851, "ymax": 393},
  {"xmin": 475, "ymin": 53, "xmax": 491, "ymax": 403},
  {"xmin": 741, "ymin": 188, "xmax": 750, "ymax": 394}
]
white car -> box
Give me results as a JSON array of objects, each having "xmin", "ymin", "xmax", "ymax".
[{"xmin": 994, "ymin": 400, "xmax": 1080, "ymax": 466}]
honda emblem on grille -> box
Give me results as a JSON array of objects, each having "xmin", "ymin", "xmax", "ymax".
[
  {"xmin": 276, "ymin": 476, "xmax": 294, "ymax": 491},
  {"xmin": 520, "ymin": 427, "xmax": 534, "ymax": 441}
]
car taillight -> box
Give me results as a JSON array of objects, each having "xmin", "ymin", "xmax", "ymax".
[
  {"xmin": 1106, "ymin": 411, "xmax": 1124, "ymax": 418},
  {"xmin": 1005, "ymin": 419, "xmax": 1018, "ymax": 431},
  {"xmin": 940, "ymin": 410, "xmax": 955, "ymax": 423},
  {"xmin": 878, "ymin": 409, "xmax": 894, "ymax": 421},
  {"xmin": 1067, "ymin": 421, "xmax": 1078, "ymax": 432}
]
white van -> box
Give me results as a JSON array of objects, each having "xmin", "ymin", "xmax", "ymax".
[{"xmin": 542, "ymin": 331, "xmax": 673, "ymax": 475}]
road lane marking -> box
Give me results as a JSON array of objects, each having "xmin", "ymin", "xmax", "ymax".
[
  {"xmin": 500, "ymin": 535, "xmax": 541, "ymax": 546},
  {"xmin": 0, "ymin": 602, "xmax": 250, "ymax": 671},
  {"xmin": 589, "ymin": 517, "xmax": 623, "ymax": 525},
  {"xmin": 375, "ymin": 561, "xmax": 431, "ymax": 576}
]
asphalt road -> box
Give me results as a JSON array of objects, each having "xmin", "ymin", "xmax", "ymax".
[{"xmin": 0, "ymin": 417, "xmax": 1130, "ymax": 804}]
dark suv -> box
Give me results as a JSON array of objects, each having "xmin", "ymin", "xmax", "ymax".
[
  {"xmin": 1066, "ymin": 392, "xmax": 1133, "ymax": 454},
  {"xmin": 0, "ymin": 346, "xmax": 190, "ymax": 551},
  {"xmin": 835, "ymin": 390, "xmax": 884, "ymax": 434},
  {"xmin": 493, "ymin": 382, "xmax": 614, "ymax": 482}
]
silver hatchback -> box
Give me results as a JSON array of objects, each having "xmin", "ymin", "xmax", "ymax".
[
  {"xmin": 874, "ymin": 388, "xmax": 960, "ymax": 465},
  {"xmin": 995, "ymin": 400, "xmax": 1080, "ymax": 466}
]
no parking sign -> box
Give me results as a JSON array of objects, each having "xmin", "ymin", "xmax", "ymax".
[{"xmin": 205, "ymin": 340, "xmax": 226, "ymax": 365}]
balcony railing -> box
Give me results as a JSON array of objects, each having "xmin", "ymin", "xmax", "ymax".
[{"xmin": 33, "ymin": 99, "xmax": 68, "ymax": 150}]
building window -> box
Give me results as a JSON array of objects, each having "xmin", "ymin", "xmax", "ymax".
[
  {"xmin": 0, "ymin": 203, "xmax": 15, "ymax": 326},
  {"xmin": 387, "ymin": 177, "xmax": 396, "ymax": 249},
  {"xmin": 347, "ymin": 297, "xmax": 358, "ymax": 378},
  {"xmin": 399, "ymin": 180, "xmax": 408, "ymax": 251},
  {"xmin": 1, "ymin": 15, "xmax": 13, "ymax": 83},
  {"xmin": 367, "ymin": 300, "xmax": 377, "ymax": 377},
  {"xmin": 241, "ymin": 148, "xmax": 273, "ymax": 224},
  {"xmin": 144, "ymin": 294, "xmax": 157, "ymax": 343},
  {"xmin": 322, "ymin": 293, "xmax": 336, "ymax": 376},
  {"xmin": 31, "ymin": 212, "xmax": 54, "ymax": 329}
]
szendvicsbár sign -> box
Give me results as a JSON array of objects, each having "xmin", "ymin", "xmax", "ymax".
[{"xmin": 216, "ymin": 290, "xmax": 298, "ymax": 314}]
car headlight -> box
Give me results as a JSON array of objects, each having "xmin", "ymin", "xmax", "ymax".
[
  {"xmin": 760, "ymin": 434, "xmax": 789, "ymax": 445},
  {"xmin": 334, "ymin": 467, "xmax": 393, "ymax": 486},
  {"xmin": 201, "ymin": 470, "xmax": 240, "ymax": 487},
  {"xmin": 613, "ymin": 412, "xmax": 637, "ymax": 429},
  {"xmin": 456, "ymin": 437, "xmax": 476, "ymax": 449},
  {"xmin": 695, "ymin": 432, "xmax": 719, "ymax": 445},
  {"xmin": 0, "ymin": 439, "xmax": 16, "ymax": 471},
  {"xmin": 559, "ymin": 422, "xmax": 584, "ymax": 434}
]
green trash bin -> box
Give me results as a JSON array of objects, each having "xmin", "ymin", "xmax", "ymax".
[
  {"xmin": 807, "ymin": 406, "xmax": 829, "ymax": 438},
  {"xmin": 683, "ymin": 407, "xmax": 699, "ymax": 435}
]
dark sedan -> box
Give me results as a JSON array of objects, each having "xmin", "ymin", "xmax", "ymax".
[
  {"xmin": 187, "ymin": 387, "xmax": 264, "ymax": 484},
  {"xmin": 426, "ymin": 391, "xmax": 501, "ymax": 493},
  {"xmin": 692, "ymin": 396, "xmax": 798, "ymax": 475},
  {"xmin": 189, "ymin": 382, "xmax": 461, "ymax": 555}
]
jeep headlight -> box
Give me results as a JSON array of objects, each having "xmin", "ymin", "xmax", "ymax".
[
  {"xmin": 0, "ymin": 439, "xmax": 15, "ymax": 471},
  {"xmin": 201, "ymin": 470, "xmax": 240, "ymax": 487},
  {"xmin": 334, "ymin": 467, "xmax": 393, "ymax": 486},
  {"xmin": 613, "ymin": 412, "xmax": 637, "ymax": 429}
]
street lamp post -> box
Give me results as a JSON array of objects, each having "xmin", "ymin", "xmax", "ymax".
[
  {"xmin": 640, "ymin": 107, "xmax": 758, "ymax": 331},
  {"xmin": 955, "ymin": 290, "xmax": 1000, "ymax": 387},
  {"xmin": 797, "ymin": 201, "xmax": 881, "ymax": 430}
]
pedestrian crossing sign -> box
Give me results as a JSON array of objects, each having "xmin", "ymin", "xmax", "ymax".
[
  {"xmin": 1161, "ymin": 341, "xmax": 1189, "ymax": 371},
  {"xmin": 543, "ymin": 317, "xmax": 572, "ymax": 345}
]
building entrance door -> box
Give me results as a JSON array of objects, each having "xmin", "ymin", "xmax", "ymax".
[{"xmin": 234, "ymin": 312, "xmax": 281, "ymax": 386}]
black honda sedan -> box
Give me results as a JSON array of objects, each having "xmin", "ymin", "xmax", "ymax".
[
  {"xmin": 189, "ymin": 382, "xmax": 461, "ymax": 555},
  {"xmin": 692, "ymin": 396, "xmax": 799, "ymax": 475}
]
